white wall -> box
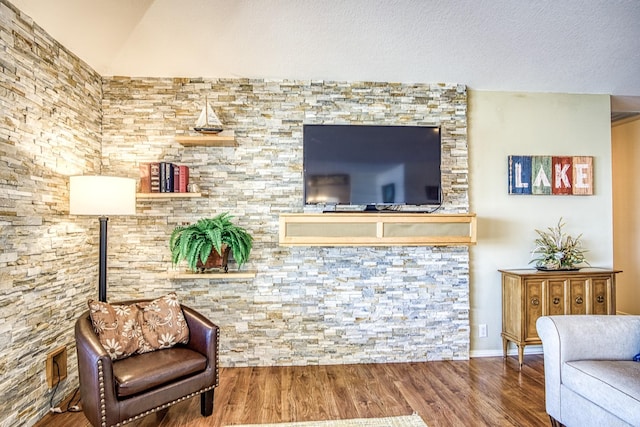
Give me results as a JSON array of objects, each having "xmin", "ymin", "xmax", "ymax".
[
  {"xmin": 612, "ymin": 118, "xmax": 640, "ymax": 315},
  {"xmin": 468, "ymin": 91, "xmax": 613, "ymax": 356}
]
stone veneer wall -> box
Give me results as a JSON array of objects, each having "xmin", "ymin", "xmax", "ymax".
[
  {"xmin": 1, "ymin": 2, "xmax": 469, "ymax": 423},
  {"xmin": 101, "ymin": 77, "xmax": 470, "ymax": 367},
  {"xmin": 0, "ymin": 1, "xmax": 103, "ymax": 426}
]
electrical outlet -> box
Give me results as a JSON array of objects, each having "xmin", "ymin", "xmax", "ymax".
[
  {"xmin": 46, "ymin": 345, "xmax": 67, "ymax": 388},
  {"xmin": 478, "ymin": 324, "xmax": 488, "ymax": 338}
]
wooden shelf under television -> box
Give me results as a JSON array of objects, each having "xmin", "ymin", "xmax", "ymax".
[{"xmin": 279, "ymin": 213, "xmax": 477, "ymax": 246}]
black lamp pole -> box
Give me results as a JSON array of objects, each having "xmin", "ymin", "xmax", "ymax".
[{"xmin": 98, "ymin": 216, "xmax": 108, "ymax": 302}]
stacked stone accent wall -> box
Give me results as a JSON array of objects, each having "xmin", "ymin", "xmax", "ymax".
[
  {"xmin": 0, "ymin": 1, "xmax": 103, "ymax": 425},
  {"xmin": 1, "ymin": 2, "xmax": 469, "ymax": 423},
  {"xmin": 101, "ymin": 78, "xmax": 470, "ymax": 367}
]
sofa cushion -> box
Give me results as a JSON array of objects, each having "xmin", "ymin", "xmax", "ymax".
[
  {"xmin": 563, "ymin": 360, "xmax": 640, "ymax": 426},
  {"xmin": 113, "ymin": 347, "xmax": 207, "ymax": 397}
]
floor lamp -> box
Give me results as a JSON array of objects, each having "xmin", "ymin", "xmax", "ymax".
[{"xmin": 69, "ymin": 176, "xmax": 136, "ymax": 302}]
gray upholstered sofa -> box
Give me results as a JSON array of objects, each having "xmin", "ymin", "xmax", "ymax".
[{"xmin": 536, "ymin": 315, "xmax": 640, "ymax": 427}]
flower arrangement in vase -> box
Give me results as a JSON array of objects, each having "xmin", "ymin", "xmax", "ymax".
[{"xmin": 530, "ymin": 218, "xmax": 589, "ymax": 270}]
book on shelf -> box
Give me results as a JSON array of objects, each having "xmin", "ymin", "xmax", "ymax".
[
  {"xmin": 139, "ymin": 163, "xmax": 151, "ymax": 193},
  {"xmin": 178, "ymin": 165, "xmax": 189, "ymax": 193},
  {"xmin": 150, "ymin": 163, "xmax": 160, "ymax": 192},
  {"xmin": 173, "ymin": 165, "xmax": 180, "ymax": 192},
  {"xmin": 138, "ymin": 162, "xmax": 161, "ymax": 193},
  {"xmin": 159, "ymin": 162, "xmax": 174, "ymax": 192},
  {"xmin": 139, "ymin": 162, "xmax": 190, "ymax": 193}
]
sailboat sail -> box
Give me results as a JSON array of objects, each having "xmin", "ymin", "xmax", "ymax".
[{"xmin": 194, "ymin": 100, "xmax": 223, "ymax": 134}]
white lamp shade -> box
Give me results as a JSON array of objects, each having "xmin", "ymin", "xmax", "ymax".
[{"xmin": 70, "ymin": 175, "xmax": 136, "ymax": 216}]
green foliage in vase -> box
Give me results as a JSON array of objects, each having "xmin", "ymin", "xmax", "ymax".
[
  {"xmin": 529, "ymin": 218, "xmax": 589, "ymax": 270},
  {"xmin": 170, "ymin": 213, "xmax": 253, "ymax": 271}
]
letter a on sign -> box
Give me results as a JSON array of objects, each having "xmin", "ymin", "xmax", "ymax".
[{"xmin": 531, "ymin": 156, "xmax": 552, "ymax": 195}]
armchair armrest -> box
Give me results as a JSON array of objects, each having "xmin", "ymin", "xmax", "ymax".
[
  {"xmin": 536, "ymin": 315, "xmax": 640, "ymax": 421},
  {"xmin": 181, "ymin": 305, "xmax": 219, "ymax": 373},
  {"xmin": 74, "ymin": 312, "xmax": 117, "ymax": 427}
]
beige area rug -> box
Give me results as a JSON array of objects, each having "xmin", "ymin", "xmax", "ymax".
[{"xmin": 230, "ymin": 414, "xmax": 427, "ymax": 427}]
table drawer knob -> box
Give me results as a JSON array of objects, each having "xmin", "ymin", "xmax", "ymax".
[
  {"xmin": 596, "ymin": 295, "xmax": 605, "ymax": 303},
  {"xmin": 531, "ymin": 298, "xmax": 540, "ymax": 306},
  {"xmin": 575, "ymin": 296, "xmax": 583, "ymax": 304},
  {"xmin": 553, "ymin": 297, "xmax": 561, "ymax": 305}
]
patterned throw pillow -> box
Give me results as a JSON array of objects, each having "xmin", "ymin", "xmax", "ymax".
[
  {"xmin": 87, "ymin": 300, "xmax": 145, "ymax": 360},
  {"xmin": 88, "ymin": 293, "xmax": 190, "ymax": 359},
  {"xmin": 137, "ymin": 293, "xmax": 189, "ymax": 351}
]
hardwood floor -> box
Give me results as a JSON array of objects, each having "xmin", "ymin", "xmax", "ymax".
[{"xmin": 36, "ymin": 355, "xmax": 549, "ymax": 427}]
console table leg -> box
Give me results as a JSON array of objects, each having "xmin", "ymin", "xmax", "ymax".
[{"xmin": 517, "ymin": 345, "xmax": 525, "ymax": 369}]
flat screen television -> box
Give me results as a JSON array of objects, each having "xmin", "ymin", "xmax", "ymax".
[{"xmin": 303, "ymin": 124, "xmax": 442, "ymax": 209}]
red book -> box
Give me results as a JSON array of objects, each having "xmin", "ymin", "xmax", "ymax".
[
  {"xmin": 139, "ymin": 163, "xmax": 151, "ymax": 193},
  {"xmin": 173, "ymin": 166, "xmax": 181, "ymax": 192},
  {"xmin": 178, "ymin": 165, "xmax": 189, "ymax": 193}
]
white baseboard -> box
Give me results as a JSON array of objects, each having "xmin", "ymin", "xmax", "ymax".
[{"xmin": 470, "ymin": 345, "xmax": 543, "ymax": 359}]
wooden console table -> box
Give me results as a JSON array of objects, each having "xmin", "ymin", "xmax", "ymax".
[{"xmin": 500, "ymin": 267, "xmax": 620, "ymax": 369}]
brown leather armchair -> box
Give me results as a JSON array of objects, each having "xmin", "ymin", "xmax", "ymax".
[{"xmin": 75, "ymin": 301, "xmax": 219, "ymax": 427}]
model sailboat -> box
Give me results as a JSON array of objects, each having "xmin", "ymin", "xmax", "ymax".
[{"xmin": 194, "ymin": 97, "xmax": 223, "ymax": 134}]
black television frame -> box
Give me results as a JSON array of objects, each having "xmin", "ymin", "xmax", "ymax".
[{"xmin": 302, "ymin": 124, "xmax": 442, "ymax": 211}]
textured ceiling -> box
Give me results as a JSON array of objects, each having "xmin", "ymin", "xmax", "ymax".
[{"xmin": 9, "ymin": 0, "xmax": 640, "ymax": 96}]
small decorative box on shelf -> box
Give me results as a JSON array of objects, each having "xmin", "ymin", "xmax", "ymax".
[
  {"xmin": 175, "ymin": 131, "xmax": 236, "ymax": 147},
  {"xmin": 168, "ymin": 270, "xmax": 257, "ymax": 280},
  {"xmin": 137, "ymin": 192, "xmax": 203, "ymax": 199}
]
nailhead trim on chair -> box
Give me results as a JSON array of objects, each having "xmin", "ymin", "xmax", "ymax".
[
  {"xmin": 215, "ymin": 327, "xmax": 220, "ymax": 386},
  {"xmin": 96, "ymin": 327, "xmax": 221, "ymax": 427},
  {"xmin": 98, "ymin": 359, "xmax": 107, "ymax": 427},
  {"xmin": 114, "ymin": 384, "xmax": 218, "ymax": 426}
]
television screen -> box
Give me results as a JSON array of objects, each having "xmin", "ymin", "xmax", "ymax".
[{"xmin": 303, "ymin": 124, "xmax": 442, "ymax": 208}]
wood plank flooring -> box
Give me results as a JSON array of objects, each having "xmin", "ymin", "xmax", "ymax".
[{"xmin": 35, "ymin": 355, "xmax": 548, "ymax": 427}]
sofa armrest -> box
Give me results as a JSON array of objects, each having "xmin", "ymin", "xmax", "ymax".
[
  {"xmin": 536, "ymin": 315, "xmax": 640, "ymax": 422},
  {"xmin": 182, "ymin": 305, "xmax": 219, "ymax": 371},
  {"xmin": 537, "ymin": 315, "xmax": 640, "ymax": 362}
]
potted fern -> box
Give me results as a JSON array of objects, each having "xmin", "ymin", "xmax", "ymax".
[
  {"xmin": 170, "ymin": 213, "xmax": 253, "ymax": 273},
  {"xmin": 529, "ymin": 218, "xmax": 588, "ymax": 270}
]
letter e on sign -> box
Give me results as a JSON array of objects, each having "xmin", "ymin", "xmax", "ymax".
[{"xmin": 572, "ymin": 156, "xmax": 593, "ymax": 195}]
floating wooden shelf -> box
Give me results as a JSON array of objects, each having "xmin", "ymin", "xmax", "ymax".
[
  {"xmin": 168, "ymin": 270, "xmax": 257, "ymax": 279},
  {"xmin": 175, "ymin": 133, "xmax": 236, "ymax": 147},
  {"xmin": 137, "ymin": 192, "xmax": 203, "ymax": 199},
  {"xmin": 279, "ymin": 213, "xmax": 477, "ymax": 246}
]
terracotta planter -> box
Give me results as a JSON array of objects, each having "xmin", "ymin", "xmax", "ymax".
[{"xmin": 196, "ymin": 245, "xmax": 231, "ymax": 273}]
